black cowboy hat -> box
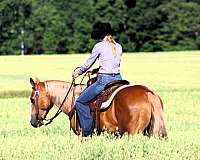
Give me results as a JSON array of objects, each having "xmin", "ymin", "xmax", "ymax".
[{"xmin": 91, "ymin": 22, "xmax": 114, "ymax": 40}]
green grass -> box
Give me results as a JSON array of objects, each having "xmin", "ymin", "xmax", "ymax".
[
  {"xmin": 1, "ymin": 51, "xmax": 200, "ymax": 95},
  {"xmin": 0, "ymin": 51, "xmax": 200, "ymax": 160}
]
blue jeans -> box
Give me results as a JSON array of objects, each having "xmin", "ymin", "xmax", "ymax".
[{"xmin": 75, "ymin": 73, "xmax": 122, "ymax": 136}]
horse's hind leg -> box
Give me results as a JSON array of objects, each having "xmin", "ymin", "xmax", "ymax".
[{"xmin": 126, "ymin": 109, "xmax": 151, "ymax": 136}]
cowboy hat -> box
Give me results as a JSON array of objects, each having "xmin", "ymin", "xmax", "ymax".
[{"xmin": 91, "ymin": 22, "xmax": 114, "ymax": 40}]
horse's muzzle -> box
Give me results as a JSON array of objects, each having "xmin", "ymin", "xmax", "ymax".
[
  {"xmin": 30, "ymin": 120, "xmax": 44, "ymax": 128},
  {"xmin": 30, "ymin": 113, "xmax": 44, "ymax": 128}
]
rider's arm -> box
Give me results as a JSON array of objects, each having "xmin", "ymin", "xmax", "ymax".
[{"xmin": 78, "ymin": 43, "xmax": 101, "ymax": 75}]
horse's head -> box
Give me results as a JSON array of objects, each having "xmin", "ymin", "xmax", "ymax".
[{"xmin": 29, "ymin": 77, "xmax": 53, "ymax": 128}]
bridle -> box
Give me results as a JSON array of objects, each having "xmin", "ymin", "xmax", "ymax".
[
  {"xmin": 30, "ymin": 68, "xmax": 97, "ymax": 127},
  {"xmin": 30, "ymin": 84, "xmax": 44, "ymax": 127},
  {"xmin": 31, "ymin": 78, "xmax": 75, "ymax": 126}
]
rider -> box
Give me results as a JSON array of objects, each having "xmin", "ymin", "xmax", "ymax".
[{"xmin": 72, "ymin": 22, "xmax": 123, "ymax": 136}]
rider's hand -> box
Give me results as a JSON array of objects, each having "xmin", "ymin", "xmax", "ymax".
[{"xmin": 72, "ymin": 69, "xmax": 80, "ymax": 79}]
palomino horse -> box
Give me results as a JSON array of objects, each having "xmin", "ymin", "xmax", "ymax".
[{"xmin": 29, "ymin": 77, "xmax": 167, "ymax": 138}]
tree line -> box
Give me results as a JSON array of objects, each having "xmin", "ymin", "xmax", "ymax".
[{"xmin": 1, "ymin": 0, "xmax": 200, "ymax": 55}]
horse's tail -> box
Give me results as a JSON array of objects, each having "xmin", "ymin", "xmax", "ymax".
[{"xmin": 147, "ymin": 92, "xmax": 167, "ymax": 138}]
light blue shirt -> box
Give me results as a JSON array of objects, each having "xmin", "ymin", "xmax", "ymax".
[{"xmin": 79, "ymin": 41, "xmax": 122, "ymax": 75}]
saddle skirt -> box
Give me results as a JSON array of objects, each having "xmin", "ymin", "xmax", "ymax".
[{"xmin": 99, "ymin": 84, "xmax": 133, "ymax": 109}]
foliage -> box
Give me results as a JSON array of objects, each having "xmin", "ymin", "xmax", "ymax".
[{"xmin": 0, "ymin": 0, "xmax": 200, "ymax": 54}]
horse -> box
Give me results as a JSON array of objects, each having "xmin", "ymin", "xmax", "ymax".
[{"xmin": 29, "ymin": 76, "xmax": 167, "ymax": 138}]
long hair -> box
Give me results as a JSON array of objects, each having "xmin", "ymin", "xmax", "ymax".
[{"xmin": 105, "ymin": 35, "xmax": 116, "ymax": 57}]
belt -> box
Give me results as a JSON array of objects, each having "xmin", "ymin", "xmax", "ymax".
[{"xmin": 98, "ymin": 73, "xmax": 120, "ymax": 76}]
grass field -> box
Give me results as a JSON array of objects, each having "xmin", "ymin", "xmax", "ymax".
[{"xmin": 0, "ymin": 51, "xmax": 200, "ymax": 160}]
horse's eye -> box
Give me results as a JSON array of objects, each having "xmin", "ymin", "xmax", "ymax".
[{"xmin": 30, "ymin": 97, "xmax": 35, "ymax": 104}]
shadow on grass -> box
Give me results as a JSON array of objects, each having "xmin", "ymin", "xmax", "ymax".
[{"xmin": 0, "ymin": 90, "xmax": 30, "ymax": 98}]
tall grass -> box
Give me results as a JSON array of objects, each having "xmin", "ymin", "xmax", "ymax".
[{"xmin": 0, "ymin": 51, "xmax": 200, "ymax": 160}]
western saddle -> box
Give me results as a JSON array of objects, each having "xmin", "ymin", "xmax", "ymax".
[{"xmin": 88, "ymin": 78, "xmax": 129, "ymax": 134}]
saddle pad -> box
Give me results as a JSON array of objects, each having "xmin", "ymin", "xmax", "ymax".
[{"xmin": 100, "ymin": 84, "xmax": 133, "ymax": 109}]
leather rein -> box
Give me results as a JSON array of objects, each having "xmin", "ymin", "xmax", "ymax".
[
  {"xmin": 43, "ymin": 78, "xmax": 76, "ymax": 126},
  {"xmin": 32, "ymin": 68, "xmax": 97, "ymax": 127},
  {"xmin": 43, "ymin": 69, "xmax": 93, "ymax": 126}
]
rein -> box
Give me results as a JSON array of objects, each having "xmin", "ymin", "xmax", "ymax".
[
  {"xmin": 44, "ymin": 78, "xmax": 75, "ymax": 126},
  {"xmin": 41, "ymin": 68, "xmax": 98, "ymax": 126}
]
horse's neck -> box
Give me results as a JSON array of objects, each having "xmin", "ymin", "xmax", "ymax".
[{"xmin": 45, "ymin": 80, "xmax": 86, "ymax": 114}]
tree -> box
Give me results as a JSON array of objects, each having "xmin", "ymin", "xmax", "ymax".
[
  {"xmin": 154, "ymin": 1, "xmax": 200, "ymax": 51},
  {"xmin": 1, "ymin": 0, "xmax": 200, "ymax": 54},
  {"xmin": 0, "ymin": 0, "xmax": 32, "ymax": 55}
]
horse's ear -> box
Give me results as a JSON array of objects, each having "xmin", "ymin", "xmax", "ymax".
[
  {"xmin": 30, "ymin": 77, "xmax": 35, "ymax": 87},
  {"xmin": 35, "ymin": 77, "xmax": 40, "ymax": 85}
]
